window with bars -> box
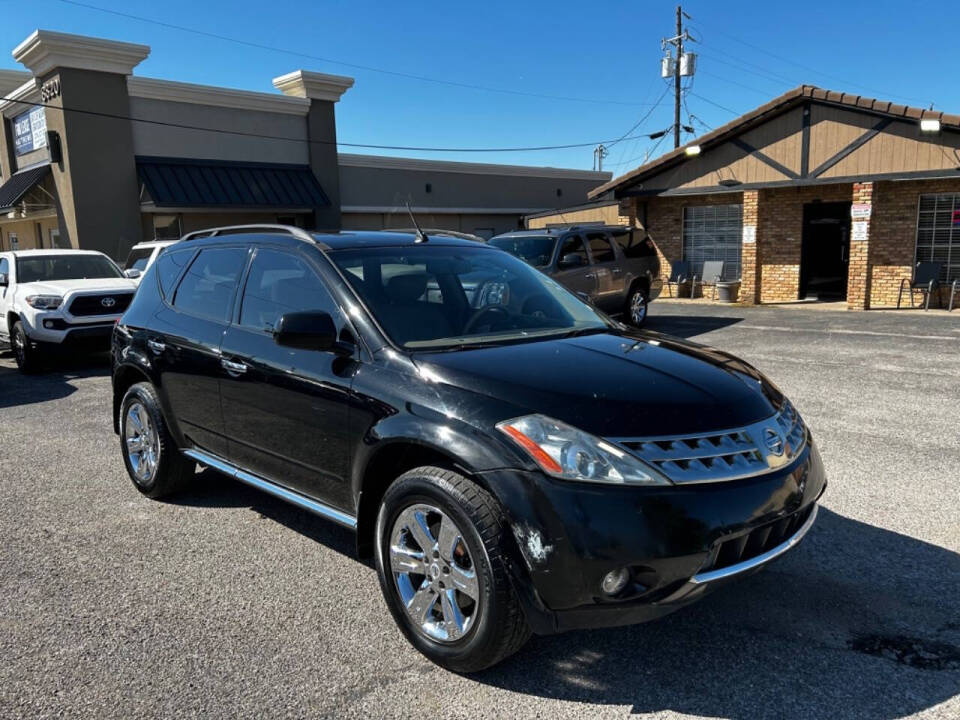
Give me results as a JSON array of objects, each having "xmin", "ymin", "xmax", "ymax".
[
  {"xmin": 916, "ymin": 194, "xmax": 960, "ymax": 282},
  {"xmin": 682, "ymin": 204, "xmax": 743, "ymax": 281}
]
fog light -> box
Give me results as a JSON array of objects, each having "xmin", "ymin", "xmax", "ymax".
[
  {"xmin": 601, "ymin": 567, "xmax": 630, "ymax": 595},
  {"xmin": 44, "ymin": 320, "xmax": 54, "ymax": 328}
]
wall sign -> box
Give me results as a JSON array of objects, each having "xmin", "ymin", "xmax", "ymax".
[
  {"xmin": 13, "ymin": 106, "xmax": 47, "ymax": 156},
  {"xmin": 852, "ymin": 221, "xmax": 869, "ymax": 242},
  {"xmin": 851, "ymin": 203, "xmax": 872, "ymax": 220},
  {"xmin": 742, "ymin": 225, "xmax": 756, "ymax": 244}
]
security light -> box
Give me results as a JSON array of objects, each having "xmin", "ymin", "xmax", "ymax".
[
  {"xmin": 685, "ymin": 145, "xmax": 701, "ymax": 156},
  {"xmin": 920, "ymin": 118, "xmax": 941, "ymax": 133}
]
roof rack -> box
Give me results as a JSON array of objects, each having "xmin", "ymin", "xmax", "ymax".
[{"xmin": 179, "ymin": 224, "xmax": 323, "ymax": 247}]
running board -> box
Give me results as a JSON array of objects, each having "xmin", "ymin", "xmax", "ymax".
[{"xmin": 183, "ymin": 448, "xmax": 358, "ymax": 530}]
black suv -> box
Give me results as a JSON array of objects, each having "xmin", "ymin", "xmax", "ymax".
[
  {"xmin": 112, "ymin": 225, "xmax": 825, "ymax": 672},
  {"xmin": 489, "ymin": 226, "xmax": 661, "ymax": 326}
]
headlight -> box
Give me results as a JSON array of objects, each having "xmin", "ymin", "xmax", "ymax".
[
  {"xmin": 496, "ymin": 414, "xmax": 669, "ymax": 485},
  {"xmin": 25, "ymin": 295, "xmax": 63, "ymax": 310}
]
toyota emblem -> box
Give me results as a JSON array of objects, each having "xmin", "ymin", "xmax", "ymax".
[
  {"xmin": 763, "ymin": 427, "xmax": 785, "ymax": 456},
  {"xmin": 101, "ymin": 297, "xmax": 116, "ymax": 308}
]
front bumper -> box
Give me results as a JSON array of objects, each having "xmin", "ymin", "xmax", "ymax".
[
  {"xmin": 481, "ymin": 439, "xmax": 826, "ymax": 634},
  {"xmin": 21, "ymin": 312, "xmax": 117, "ymax": 346}
]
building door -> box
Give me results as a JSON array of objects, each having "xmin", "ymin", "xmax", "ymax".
[{"xmin": 800, "ymin": 202, "xmax": 851, "ymax": 300}]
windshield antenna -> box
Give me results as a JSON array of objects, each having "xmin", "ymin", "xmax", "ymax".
[{"xmin": 405, "ymin": 201, "xmax": 428, "ymax": 243}]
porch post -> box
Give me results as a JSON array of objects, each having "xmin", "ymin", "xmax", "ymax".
[
  {"xmin": 740, "ymin": 189, "xmax": 761, "ymax": 304},
  {"xmin": 847, "ymin": 182, "xmax": 873, "ymax": 310}
]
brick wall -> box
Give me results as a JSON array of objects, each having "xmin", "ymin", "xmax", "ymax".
[
  {"xmin": 756, "ymin": 184, "xmax": 852, "ymax": 303},
  {"xmin": 869, "ymin": 178, "xmax": 960, "ymax": 307},
  {"xmin": 847, "ymin": 182, "xmax": 873, "ymax": 309},
  {"xmin": 741, "ymin": 190, "xmax": 760, "ymax": 303}
]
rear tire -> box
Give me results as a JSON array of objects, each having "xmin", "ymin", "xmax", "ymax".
[
  {"xmin": 11, "ymin": 321, "xmax": 42, "ymax": 373},
  {"xmin": 374, "ymin": 466, "xmax": 530, "ymax": 673},
  {"xmin": 119, "ymin": 382, "xmax": 195, "ymax": 499},
  {"xmin": 625, "ymin": 284, "xmax": 649, "ymax": 327}
]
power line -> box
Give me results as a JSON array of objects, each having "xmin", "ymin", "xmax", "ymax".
[
  {"xmin": 688, "ymin": 92, "xmax": 739, "ymax": 116},
  {"xmin": 55, "ymin": 0, "xmax": 661, "ymax": 108},
  {"xmin": 1, "ymin": 94, "xmax": 682, "ymax": 154},
  {"xmin": 605, "ymin": 86, "xmax": 673, "ymax": 150}
]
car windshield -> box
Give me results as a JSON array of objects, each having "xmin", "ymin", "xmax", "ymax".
[
  {"xmin": 331, "ymin": 245, "xmax": 612, "ymax": 349},
  {"xmin": 16, "ymin": 254, "xmax": 123, "ymax": 283},
  {"xmin": 124, "ymin": 247, "xmax": 155, "ymax": 271},
  {"xmin": 488, "ymin": 235, "xmax": 555, "ymax": 267}
]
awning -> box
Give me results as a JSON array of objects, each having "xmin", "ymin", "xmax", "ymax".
[
  {"xmin": 0, "ymin": 163, "xmax": 51, "ymax": 212},
  {"xmin": 136, "ymin": 157, "xmax": 329, "ymax": 210}
]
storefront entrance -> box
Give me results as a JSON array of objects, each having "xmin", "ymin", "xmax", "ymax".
[{"xmin": 800, "ymin": 202, "xmax": 851, "ymax": 300}]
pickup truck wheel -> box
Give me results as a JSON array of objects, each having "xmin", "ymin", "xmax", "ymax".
[
  {"xmin": 120, "ymin": 382, "xmax": 195, "ymax": 499},
  {"xmin": 626, "ymin": 285, "xmax": 649, "ymax": 327},
  {"xmin": 11, "ymin": 321, "xmax": 42, "ymax": 373},
  {"xmin": 375, "ymin": 466, "xmax": 530, "ymax": 673}
]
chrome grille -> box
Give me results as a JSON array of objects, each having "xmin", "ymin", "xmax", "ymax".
[{"xmin": 612, "ymin": 401, "xmax": 807, "ymax": 484}]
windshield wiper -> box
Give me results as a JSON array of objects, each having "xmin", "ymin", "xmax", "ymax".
[{"xmin": 559, "ymin": 327, "xmax": 609, "ymax": 339}]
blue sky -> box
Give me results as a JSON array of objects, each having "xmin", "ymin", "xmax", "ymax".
[{"xmin": 3, "ymin": 0, "xmax": 958, "ymax": 174}]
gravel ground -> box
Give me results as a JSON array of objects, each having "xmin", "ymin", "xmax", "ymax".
[{"xmin": 1, "ymin": 303, "xmax": 958, "ymax": 719}]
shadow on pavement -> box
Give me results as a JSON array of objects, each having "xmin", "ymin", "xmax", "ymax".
[
  {"xmin": 645, "ymin": 314, "xmax": 744, "ymax": 339},
  {"xmin": 0, "ymin": 351, "xmax": 110, "ymax": 408},
  {"xmin": 473, "ymin": 507, "xmax": 960, "ymax": 718}
]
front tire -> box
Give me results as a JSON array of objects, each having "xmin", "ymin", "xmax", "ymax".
[
  {"xmin": 625, "ymin": 284, "xmax": 649, "ymax": 327},
  {"xmin": 11, "ymin": 321, "xmax": 42, "ymax": 373},
  {"xmin": 374, "ymin": 466, "xmax": 530, "ymax": 673},
  {"xmin": 119, "ymin": 382, "xmax": 195, "ymax": 499}
]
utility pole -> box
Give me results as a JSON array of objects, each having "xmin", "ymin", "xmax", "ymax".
[
  {"xmin": 593, "ymin": 143, "xmax": 608, "ymax": 172},
  {"xmin": 673, "ymin": 5, "xmax": 682, "ymax": 149},
  {"xmin": 661, "ymin": 6, "xmax": 695, "ymax": 149}
]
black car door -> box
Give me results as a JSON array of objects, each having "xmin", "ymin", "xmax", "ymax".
[
  {"xmin": 218, "ymin": 245, "xmax": 355, "ymax": 511},
  {"xmin": 552, "ymin": 233, "xmax": 597, "ymax": 300},
  {"xmin": 150, "ymin": 245, "xmax": 249, "ymax": 457}
]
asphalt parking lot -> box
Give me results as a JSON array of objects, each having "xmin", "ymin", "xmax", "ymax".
[{"xmin": 1, "ymin": 303, "xmax": 958, "ymax": 719}]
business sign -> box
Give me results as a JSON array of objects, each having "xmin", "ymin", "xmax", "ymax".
[
  {"xmin": 851, "ymin": 203, "xmax": 872, "ymax": 220},
  {"xmin": 852, "ymin": 221, "xmax": 869, "ymax": 242},
  {"xmin": 13, "ymin": 106, "xmax": 47, "ymax": 156},
  {"xmin": 742, "ymin": 225, "xmax": 756, "ymax": 244}
]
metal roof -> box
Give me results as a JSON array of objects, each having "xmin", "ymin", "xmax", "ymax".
[
  {"xmin": 589, "ymin": 85, "xmax": 960, "ymax": 199},
  {"xmin": 136, "ymin": 156, "xmax": 329, "ymax": 209},
  {"xmin": 0, "ymin": 163, "xmax": 50, "ymax": 212}
]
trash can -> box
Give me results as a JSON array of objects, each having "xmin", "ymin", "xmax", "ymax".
[{"xmin": 716, "ymin": 280, "xmax": 740, "ymax": 303}]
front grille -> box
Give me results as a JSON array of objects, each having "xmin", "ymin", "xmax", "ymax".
[
  {"xmin": 612, "ymin": 400, "xmax": 807, "ymax": 484},
  {"xmin": 68, "ymin": 293, "xmax": 133, "ymax": 316},
  {"xmin": 707, "ymin": 505, "xmax": 814, "ymax": 572}
]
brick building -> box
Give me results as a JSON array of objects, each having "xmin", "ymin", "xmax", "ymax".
[{"xmin": 544, "ymin": 85, "xmax": 960, "ymax": 309}]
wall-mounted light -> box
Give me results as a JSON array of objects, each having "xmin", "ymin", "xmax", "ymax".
[
  {"xmin": 684, "ymin": 145, "xmax": 701, "ymax": 156},
  {"xmin": 718, "ymin": 178, "xmax": 742, "ymax": 187},
  {"xmin": 920, "ymin": 118, "xmax": 941, "ymax": 133}
]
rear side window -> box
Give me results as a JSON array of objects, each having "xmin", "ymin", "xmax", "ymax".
[
  {"xmin": 173, "ymin": 247, "xmax": 247, "ymax": 321},
  {"xmin": 0, "ymin": 257, "xmax": 8, "ymax": 277},
  {"xmin": 586, "ymin": 232, "xmax": 615, "ymax": 263},
  {"xmin": 239, "ymin": 248, "xmax": 339, "ymax": 331},
  {"xmin": 613, "ymin": 229, "xmax": 657, "ymax": 258},
  {"xmin": 156, "ymin": 248, "xmax": 195, "ymax": 299}
]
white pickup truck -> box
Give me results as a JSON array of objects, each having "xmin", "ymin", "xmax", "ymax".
[{"xmin": 0, "ymin": 249, "xmax": 137, "ymax": 373}]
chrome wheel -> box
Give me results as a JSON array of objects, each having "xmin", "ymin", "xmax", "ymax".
[
  {"xmin": 124, "ymin": 402, "xmax": 159, "ymax": 484},
  {"xmin": 389, "ymin": 503, "xmax": 480, "ymax": 643},
  {"xmin": 629, "ymin": 290, "xmax": 648, "ymax": 325}
]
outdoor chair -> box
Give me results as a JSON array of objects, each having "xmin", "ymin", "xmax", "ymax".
[
  {"xmin": 693, "ymin": 260, "xmax": 725, "ymax": 300},
  {"xmin": 665, "ymin": 260, "xmax": 692, "ymax": 298},
  {"xmin": 897, "ymin": 262, "xmax": 942, "ymax": 310}
]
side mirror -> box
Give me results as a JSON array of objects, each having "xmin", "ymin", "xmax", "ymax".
[
  {"xmin": 558, "ymin": 253, "xmax": 584, "ymax": 269},
  {"xmin": 0, "ymin": 273, "xmax": 7, "ymax": 287},
  {"xmin": 124, "ymin": 268, "xmax": 142, "ymax": 279},
  {"xmin": 274, "ymin": 311, "xmax": 351, "ymax": 354}
]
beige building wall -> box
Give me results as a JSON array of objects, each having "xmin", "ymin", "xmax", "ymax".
[
  {"xmin": 526, "ymin": 203, "xmax": 628, "ymax": 229},
  {"xmin": 0, "ymin": 215, "xmax": 63, "ymax": 251}
]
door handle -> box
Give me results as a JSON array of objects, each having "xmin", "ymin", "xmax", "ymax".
[
  {"xmin": 584, "ymin": 273, "xmax": 595, "ymax": 279},
  {"xmin": 146, "ymin": 339, "xmax": 166, "ymax": 354},
  {"xmin": 221, "ymin": 358, "xmax": 248, "ymax": 376}
]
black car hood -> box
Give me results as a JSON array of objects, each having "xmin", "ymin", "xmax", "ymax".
[{"xmin": 416, "ymin": 330, "xmax": 783, "ymax": 438}]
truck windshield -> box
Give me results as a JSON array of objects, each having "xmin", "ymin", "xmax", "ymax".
[
  {"xmin": 488, "ymin": 236, "xmax": 555, "ymax": 267},
  {"xmin": 124, "ymin": 247, "xmax": 155, "ymax": 271},
  {"xmin": 331, "ymin": 245, "xmax": 611, "ymax": 349},
  {"xmin": 16, "ymin": 254, "xmax": 124, "ymax": 283}
]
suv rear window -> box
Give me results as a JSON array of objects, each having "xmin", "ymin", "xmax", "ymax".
[
  {"xmin": 172, "ymin": 247, "xmax": 247, "ymax": 321},
  {"xmin": 613, "ymin": 229, "xmax": 657, "ymax": 258},
  {"xmin": 156, "ymin": 248, "xmax": 195, "ymax": 299}
]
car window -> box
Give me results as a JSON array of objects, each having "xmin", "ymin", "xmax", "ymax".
[
  {"xmin": 586, "ymin": 232, "xmax": 615, "ymax": 263},
  {"xmin": 172, "ymin": 247, "xmax": 247, "ymax": 322},
  {"xmin": 613, "ymin": 229, "xmax": 657, "ymax": 258},
  {"xmin": 557, "ymin": 235, "xmax": 588, "ymax": 266},
  {"xmin": 489, "ymin": 236, "xmax": 556, "ymax": 267},
  {"xmin": 124, "ymin": 247, "xmax": 155, "ymax": 271},
  {"xmin": 156, "ymin": 248, "xmax": 196, "ymax": 299},
  {"xmin": 0, "ymin": 258, "xmax": 8, "ymax": 277},
  {"xmin": 239, "ymin": 248, "xmax": 339, "ymax": 331}
]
